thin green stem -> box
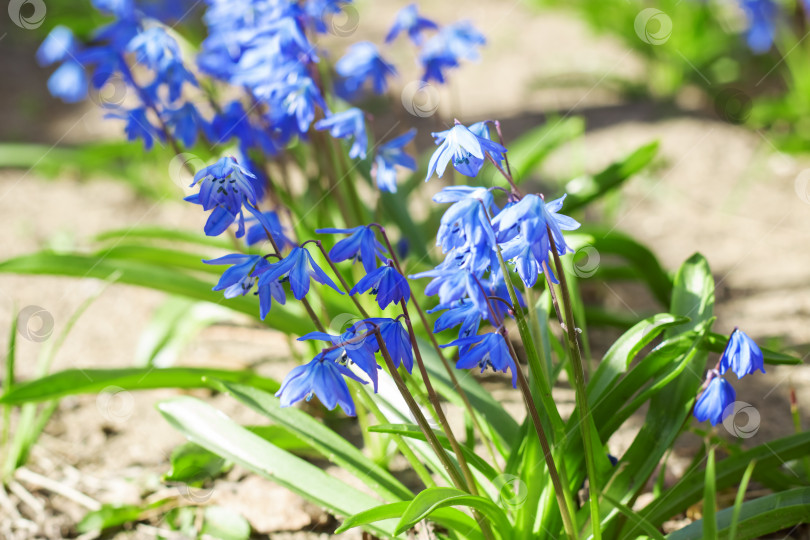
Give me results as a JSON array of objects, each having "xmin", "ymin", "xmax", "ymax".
[
  {"xmin": 309, "ymin": 240, "xmax": 370, "ymax": 319},
  {"xmin": 547, "ymin": 229, "xmax": 602, "ymax": 540},
  {"xmin": 376, "ymin": 330, "xmax": 495, "ymax": 540},
  {"xmin": 472, "ymin": 277, "xmax": 578, "ymax": 540},
  {"xmin": 399, "ymin": 302, "xmax": 478, "ymax": 495},
  {"xmin": 370, "ymin": 224, "xmax": 501, "ymax": 467},
  {"xmin": 375, "ymin": 330, "xmax": 466, "ymax": 489}
]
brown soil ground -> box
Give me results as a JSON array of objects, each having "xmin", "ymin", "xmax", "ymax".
[{"xmin": 1, "ymin": 0, "xmax": 809, "ymax": 538}]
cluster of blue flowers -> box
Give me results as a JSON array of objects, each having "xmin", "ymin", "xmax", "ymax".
[
  {"xmin": 38, "ymin": 1, "xmax": 485, "ymax": 195},
  {"xmin": 693, "ymin": 328, "xmax": 766, "ymax": 426},
  {"xmin": 411, "ymin": 121, "xmax": 581, "ymax": 389}
]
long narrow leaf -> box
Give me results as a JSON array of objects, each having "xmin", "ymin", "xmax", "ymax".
[
  {"xmin": 157, "ymin": 396, "xmax": 397, "ymax": 537},
  {"xmin": 0, "ymin": 368, "xmax": 279, "ymax": 405}
]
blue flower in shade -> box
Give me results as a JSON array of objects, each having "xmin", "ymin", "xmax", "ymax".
[
  {"xmin": 257, "ymin": 246, "xmax": 342, "ymax": 301},
  {"xmin": 442, "ymin": 332, "xmax": 517, "ymax": 388},
  {"xmin": 351, "ymin": 263, "xmax": 410, "ymax": 309},
  {"xmin": 315, "ymin": 108, "xmax": 368, "ymax": 159},
  {"xmin": 719, "ymin": 329, "xmax": 765, "ymax": 378},
  {"xmin": 386, "ymin": 4, "xmax": 438, "ymax": 45},
  {"xmin": 298, "ymin": 326, "xmax": 381, "ymax": 391},
  {"xmin": 433, "ymin": 186, "xmax": 497, "ymax": 275},
  {"xmin": 108, "ymin": 107, "xmax": 161, "ymax": 149},
  {"xmin": 335, "ymin": 42, "xmax": 396, "ymax": 98},
  {"xmin": 204, "ymin": 253, "xmax": 269, "ymax": 298},
  {"xmin": 46, "ymin": 61, "xmax": 88, "ymax": 103},
  {"xmin": 362, "ymin": 318, "xmax": 414, "ymax": 373},
  {"xmin": 429, "ymin": 300, "xmax": 482, "ymax": 339},
  {"xmin": 276, "ymin": 353, "xmax": 366, "ymax": 416},
  {"xmin": 741, "ymin": 0, "xmax": 777, "ymax": 54},
  {"xmin": 419, "ymin": 21, "xmax": 485, "ymax": 83},
  {"xmin": 373, "ymin": 129, "xmax": 417, "ymax": 193},
  {"xmin": 425, "ymin": 123, "xmax": 507, "ymax": 181},
  {"xmin": 184, "ymin": 157, "xmax": 259, "ymax": 237},
  {"xmin": 316, "ymin": 226, "xmax": 388, "ymax": 273},
  {"xmin": 37, "ymin": 26, "xmax": 77, "ymax": 66},
  {"xmin": 694, "ymin": 375, "xmax": 736, "ymax": 426},
  {"xmin": 246, "ymin": 210, "xmax": 295, "ymax": 249},
  {"xmin": 164, "ymin": 103, "xmax": 204, "ymax": 147}
]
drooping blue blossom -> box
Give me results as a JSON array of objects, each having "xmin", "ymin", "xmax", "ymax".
[
  {"xmin": 362, "ymin": 318, "xmax": 414, "ymax": 373},
  {"xmin": 257, "ymin": 246, "xmax": 343, "ymax": 301},
  {"xmin": 433, "ymin": 186, "xmax": 497, "ymax": 274},
  {"xmin": 429, "ymin": 300, "xmax": 482, "ymax": 339},
  {"xmin": 276, "ymin": 353, "xmax": 366, "ymax": 416},
  {"xmin": 694, "ymin": 374, "xmax": 736, "ymax": 426},
  {"xmin": 493, "ymin": 194, "xmax": 580, "ymax": 287},
  {"xmin": 203, "ymin": 254, "xmax": 269, "ymax": 298},
  {"xmin": 335, "ymin": 42, "xmax": 396, "ymax": 98},
  {"xmin": 184, "ymin": 156, "xmax": 259, "ymax": 237},
  {"xmin": 271, "ymin": 71, "xmax": 328, "ymax": 138},
  {"xmin": 107, "ymin": 107, "xmax": 161, "ymax": 150},
  {"xmin": 373, "ymin": 129, "xmax": 417, "ymax": 193},
  {"xmin": 719, "ymin": 328, "xmax": 765, "ymax": 378},
  {"xmin": 315, "ymin": 108, "xmax": 368, "ymax": 159},
  {"xmin": 386, "ymin": 4, "xmax": 438, "ymax": 45},
  {"xmin": 741, "ymin": 0, "xmax": 777, "ymax": 54},
  {"xmin": 164, "ymin": 103, "xmax": 204, "ymax": 147},
  {"xmin": 298, "ymin": 325, "xmax": 381, "ymax": 391},
  {"xmin": 37, "ymin": 26, "xmax": 78, "ymax": 66},
  {"xmin": 316, "ymin": 226, "xmax": 387, "ymax": 273},
  {"xmin": 442, "ymin": 332, "xmax": 517, "ymax": 388},
  {"xmin": 46, "ymin": 61, "xmax": 89, "ymax": 103},
  {"xmin": 425, "ymin": 123, "xmax": 507, "ymax": 181},
  {"xmin": 351, "ymin": 263, "xmax": 410, "ymax": 309},
  {"xmin": 419, "ymin": 21, "xmax": 486, "ymax": 83},
  {"xmin": 410, "ymin": 262, "xmax": 488, "ymax": 316},
  {"xmin": 246, "ymin": 210, "xmax": 295, "ymax": 249},
  {"xmin": 255, "ymin": 272, "xmax": 287, "ymax": 321}
]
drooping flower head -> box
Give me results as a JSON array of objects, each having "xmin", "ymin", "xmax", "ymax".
[
  {"xmin": 204, "ymin": 254, "xmax": 269, "ymax": 298},
  {"xmin": 442, "ymin": 332, "xmax": 517, "ymax": 388},
  {"xmin": 719, "ymin": 328, "xmax": 765, "ymax": 378},
  {"xmin": 386, "ymin": 4, "xmax": 438, "ymax": 45},
  {"xmin": 317, "ymin": 226, "xmax": 388, "ymax": 273},
  {"xmin": 425, "ymin": 123, "xmax": 507, "ymax": 181},
  {"xmin": 433, "ymin": 186, "xmax": 498, "ymax": 275},
  {"xmin": 256, "ymin": 246, "xmax": 343, "ymax": 301},
  {"xmin": 419, "ymin": 21, "xmax": 485, "ymax": 83},
  {"xmin": 741, "ymin": 0, "xmax": 777, "ymax": 54},
  {"xmin": 184, "ymin": 156, "xmax": 260, "ymax": 237},
  {"xmin": 276, "ymin": 353, "xmax": 366, "ymax": 416},
  {"xmin": 351, "ymin": 262, "xmax": 411, "ymax": 309},
  {"xmin": 314, "ymin": 108, "xmax": 368, "ymax": 159},
  {"xmin": 335, "ymin": 42, "xmax": 396, "ymax": 98},
  {"xmin": 694, "ymin": 373, "xmax": 737, "ymax": 426},
  {"xmin": 299, "ymin": 324, "xmax": 381, "ymax": 391},
  {"xmin": 493, "ymin": 194, "xmax": 580, "ymax": 287},
  {"xmin": 373, "ymin": 129, "xmax": 417, "ymax": 193},
  {"xmin": 361, "ymin": 318, "xmax": 414, "ymax": 373}
]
